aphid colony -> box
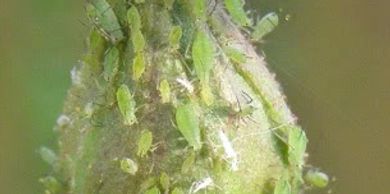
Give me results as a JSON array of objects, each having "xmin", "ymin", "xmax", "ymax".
[{"xmin": 42, "ymin": 0, "xmax": 324, "ymax": 193}]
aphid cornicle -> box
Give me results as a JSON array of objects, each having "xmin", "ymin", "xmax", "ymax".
[{"xmin": 86, "ymin": 0, "xmax": 124, "ymax": 44}]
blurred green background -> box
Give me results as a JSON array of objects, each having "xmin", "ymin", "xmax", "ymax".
[{"xmin": 0, "ymin": 0, "xmax": 389, "ymax": 193}]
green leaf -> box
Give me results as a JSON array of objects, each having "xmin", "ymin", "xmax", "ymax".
[
  {"xmin": 288, "ymin": 127, "xmax": 308, "ymax": 167},
  {"xmin": 192, "ymin": 30, "xmax": 214, "ymax": 83},
  {"xmin": 137, "ymin": 130, "xmax": 153, "ymax": 157},
  {"xmin": 252, "ymin": 12, "xmax": 279, "ymax": 41},
  {"xmin": 132, "ymin": 52, "xmax": 145, "ymax": 81},
  {"xmin": 224, "ymin": 0, "xmax": 252, "ymax": 27},
  {"xmin": 175, "ymin": 103, "xmax": 202, "ymax": 150},
  {"xmin": 116, "ymin": 84, "xmax": 137, "ymax": 125}
]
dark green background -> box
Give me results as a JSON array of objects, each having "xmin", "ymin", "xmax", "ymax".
[{"xmin": 0, "ymin": 0, "xmax": 389, "ymax": 193}]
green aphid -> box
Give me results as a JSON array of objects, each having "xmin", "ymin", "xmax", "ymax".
[
  {"xmin": 132, "ymin": 29, "xmax": 146, "ymax": 53},
  {"xmin": 304, "ymin": 169, "xmax": 329, "ymax": 188},
  {"xmin": 192, "ymin": 0, "xmax": 206, "ymax": 21},
  {"xmin": 273, "ymin": 175, "xmax": 291, "ymax": 194},
  {"xmin": 169, "ymin": 26, "xmax": 182, "ymax": 50},
  {"xmin": 288, "ymin": 127, "xmax": 308, "ymax": 167},
  {"xmin": 116, "ymin": 84, "xmax": 137, "ymax": 125},
  {"xmin": 145, "ymin": 186, "xmax": 160, "ymax": 194},
  {"xmin": 38, "ymin": 146, "xmax": 57, "ymax": 167},
  {"xmin": 224, "ymin": 47, "xmax": 247, "ymax": 64},
  {"xmin": 171, "ymin": 187, "xmax": 184, "ymax": 194},
  {"xmin": 159, "ymin": 172, "xmax": 170, "ymax": 191},
  {"xmin": 140, "ymin": 177, "xmax": 158, "ymax": 192},
  {"xmin": 163, "ymin": 0, "xmax": 175, "ymax": 10},
  {"xmin": 120, "ymin": 157, "xmax": 138, "ymax": 175},
  {"xmin": 175, "ymin": 103, "xmax": 202, "ymax": 150},
  {"xmin": 39, "ymin": 176, "xmax": 61, "ymax": 193},
  {"xmin": 134, "ymin": 0, "xmax": 145, "ymax": 4},
  {"xmin": 103, "ymin": 47, "xmax": 120, "ymax": 81},
  {"xmin": 200, "ymin": 82, "xmax": 214, "ymax": 106},
  {"xmin": 132, "ymin": 52, "xmax": 145, "ymax": 81},
  {"xmin": 86, "ymin": 0, "xmax": 124, "ymax": 44},
  {"xmin": 127, "ymin": 6, "xmax": 142, "ymax": 31},
  {"xmin": 181, "ymin": 151, "xmax": 196, "ymax": 173},
  {"xmin": 83, "ymin": 29, "xmax": 107, "ymax": 71},
  {"xmin": 252, "ymin": 12, "xmax": 279, "ymax": 41},
  {"xmin": 192, "ymin": 30, "xmax": 215, "ymax": 83},
  {"xmin": 137, "ymin": 130, "xmax": 153, "ymax": 157},
  {"xmin": 158, "ymin": 79, "xmax": 171, "ymax": 103},
  {"xmin": 224, "ymin": 0, "xmax": 252, "ymax": 27}
]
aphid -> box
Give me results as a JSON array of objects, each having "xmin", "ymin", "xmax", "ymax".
[
  {"xmin": 287, "ymin": 126, "xmax": 307, "ymax": 167},
  {"xmin": 139, "ymin": 177, "xmax": 158, "ymax": 192},
  {"xmin": 134, "ymin": 0, "xmax": 145, "ymax": 4},
  {"xmin": 175, "ymin": 103, "xmax": 202, "ymax": 150},
  {"xmin": 192, "ymin": 30, "xmax": 216, "ymax": 105},
  {"xmin": 39, "ymin": 176, "xmax": 61, "ymax": 193},
  {"xmin": 190, "ymin": 177, "xmax": 213, "ymax": 193},
  {"xmin": 171, "ymin": 187, "xmax": 184, "ymax": 194},
  {"xmin": 159, "ymin": 172, "xmax": 170, "ymax": 191},
  {"xmin": 158, "ymin": 79, "xmax": 171, "ymax": 103},
  {"xmin": 192, "ymin": 0, "xmax": 206, "ymax": 21},
  {"xmin": 103, "ymin": 47, "xmax": 120, "ymax": 81},
  {"xmin": 132, "ymin": 52, "xmax": 145, "ymax": 81},
  {"xmin": 304, "ymin": 169, "xmax": 329, "ymax": 188},
  {"xmin": 120, "ymin": 157, "xmax": 138, "ymax": 175},
  {"xmin": 144, "ymin": 186, "xmax": 160, "ymax": 194},
  {"xmin": 86, "ymin": 0, "xmax": 124, "ymax": 44},
  {"xmin": 163, "ymin": 0, "xmax": 175, "ymax": 10},
  {"xmin": 181, "ymin": 151, "xmax": 196, "ymax": 173},
  {"xmin": 137, "ymin": 130, "xmax": 153, "ymax": 157},
  {"xmin": 224, "ymin": 0, "xmax": 252, "ymax": 27},
  {"xmin": 38, "ymin": 146, "xmax": 57, "ymax": 166},
  {"xmin": 116, "ymin": 84, "xmax": 137, "ymax": 125},
  {"xmin": 192, "ymin": 30, "xmax": 214, "ymax": 84},
  {"xmin": 127, "ymin": 6, "xmax": 142, "ymax": 31},
  {"xmin": 224, "ymin": 47, "xmax": 247, "ymax": 64},
  {"xmin": 200, "ymin": 82, "xmax": 214, "ymax": 106},
  {"xmin": 132, "ymin": 29, "xmax": 146, "ymax": 53},
  {"xmin": 168, "ymin": 26, "xmax": 183, "ymax": 50},
  {"xmin": 273, "ymin": 175, "xmax": 291, "ymax": 194},
  {"xmin": 252, "ymin": 12, "xmax": 279, "ymax": 42}
]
